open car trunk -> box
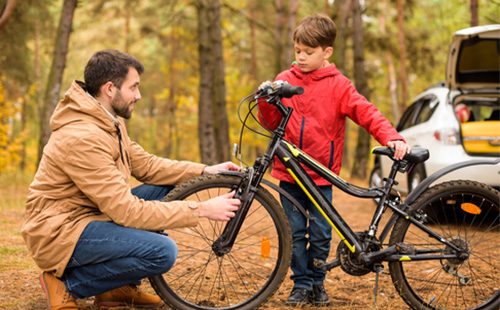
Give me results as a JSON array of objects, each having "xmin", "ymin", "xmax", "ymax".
[
  {"xmin": 453, "ymin": 94, "xmax": 500, "ymax": 156},
  {"xmin": 447, "ymin": 25, "xmax": 500, "ymax": 156}
]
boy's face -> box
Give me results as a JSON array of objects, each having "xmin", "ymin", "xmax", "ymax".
[{"xmin": 294, "ymin": 42, "xmax": 333, "ymax": 73}]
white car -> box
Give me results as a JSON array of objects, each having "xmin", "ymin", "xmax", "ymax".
[{"xmin": 369, "ymin": 25, "xmax": 500, "ymax": 193}]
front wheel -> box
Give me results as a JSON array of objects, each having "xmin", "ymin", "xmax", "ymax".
[
  {"xmin": 389, "ymin": 180, "xmax": 499, "ymax": 310},
  {"xmin": 149, "ymin": 174, "xmax": 291, "ymax": 310}
]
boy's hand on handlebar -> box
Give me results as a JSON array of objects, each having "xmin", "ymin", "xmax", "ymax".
[
  {"xmin": 197, "ymin": 191, "xmax": 241, "ymax": 221},
  {"xmin": 387, "ymin": 140, "xmax": 411, "ymax": 160},
  {"xmin": 257, "ymin": 80, "xmax": 273, "ymax": 95},
  {"xmin": 203, "ymin": 161, "xmax": 240, "ymax": 175}
]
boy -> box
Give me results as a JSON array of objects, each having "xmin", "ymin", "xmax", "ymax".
[{"xmin": 258, "ymin": 14, "xmax": 410, "ymax": 306}]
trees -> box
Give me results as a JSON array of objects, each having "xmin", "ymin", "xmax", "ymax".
[
  {"xmin": 37, "ymin": 0, "xmax": 77, "ymax": 164},
  {"xmin": 350, "ymin": 0, "xmax": 371, "ymax": 179},
  {"xmin": 1, "ymin": 0, "xmax": 497, "ymax": 177},
  {"xmin": 0, "ymin": 0, "xmax": 17, "ymax": 29},
  {"xmin": 196, "ymin": 0, "xmax": 230, "ymax": 164}
]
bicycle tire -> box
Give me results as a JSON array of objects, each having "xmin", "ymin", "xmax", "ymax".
[
  {"xmin": 389, "ymin": 180, "xmax": 499, "ymax": 310},
  {"xmin": 149, "ymin": 174, "xmax": 291, "ymax": 310}
]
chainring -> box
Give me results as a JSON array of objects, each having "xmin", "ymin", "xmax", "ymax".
[{"xmin": 337, "ymin": 232, "xmax": 380, "ymax": 276}]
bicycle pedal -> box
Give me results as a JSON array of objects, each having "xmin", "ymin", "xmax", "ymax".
[{"xmin": 313, "ymin": 258, "xmax": 326, "ymax": 269}]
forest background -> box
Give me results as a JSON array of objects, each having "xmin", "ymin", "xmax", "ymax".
[{"xmin": 0, "ymin": 0, "xmax": 498, "ymax": 183}]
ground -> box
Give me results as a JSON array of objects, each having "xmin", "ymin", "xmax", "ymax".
[{"xmin": 0, "ymin": 177, "xmax": 410, "ymax": 309}]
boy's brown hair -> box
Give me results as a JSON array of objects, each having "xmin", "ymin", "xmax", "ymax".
[{"xmin": 293, "ymin": 14, "xmax": 337, "ymax": 48}]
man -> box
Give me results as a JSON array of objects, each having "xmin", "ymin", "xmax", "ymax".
[{"xmin": 22, "ymin": 49, "xmax": 241, "ymax": 310}]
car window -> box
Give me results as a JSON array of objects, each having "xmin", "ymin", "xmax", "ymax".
[
  {"xmin": 456, "ymin": 99, "xmax": 500, "ymax": 122},
  {"xmin": 415, "ymin": 97, "xmax": 438, "ymax": 125},
  {"xmin": 397, "ymin": 101, "xmax": 420, "ymax": 131},
  {"xmin": 397, "ymin": 96, "xmax": 438, "ymax": 131}
]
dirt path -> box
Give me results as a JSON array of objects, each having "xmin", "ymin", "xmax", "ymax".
[{"xmin": 0, "ymin": 180, "xmax": 409, "ymax": 309}]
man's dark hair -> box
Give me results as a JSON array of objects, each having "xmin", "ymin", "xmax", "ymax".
[{"xmin": 84, "ymin": 49, "xmax": 144, "ymax": 97}]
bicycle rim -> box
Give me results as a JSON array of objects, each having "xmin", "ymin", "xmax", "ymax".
[
  {"xmin": 389, "ymin": 180, "xmax": 500, "ymax": 310},
  {"xmin": 149, "ymin": 175, "xmax": 291, "ymax": 310}
]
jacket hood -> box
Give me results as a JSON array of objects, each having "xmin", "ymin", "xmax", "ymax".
[
  {"xmin": 289, "ymin": 63, "xmax": 340, "ymax": 81},
  {"xmin": 50, "ymin": 80, "xmax": 116, "ymax": 133}
]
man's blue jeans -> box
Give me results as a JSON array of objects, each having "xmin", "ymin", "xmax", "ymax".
[
  {"xmin": 62, "ymin": 184, "xmax": 174, "ymax": 298},
  {"xmin": 279, "ymin": 181, "xmax": 332, "ymax": 290}
]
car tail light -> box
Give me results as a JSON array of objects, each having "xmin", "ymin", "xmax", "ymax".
[{"xmin": 434, "ymin": 128, "xmax": 459, "ymax": 144}]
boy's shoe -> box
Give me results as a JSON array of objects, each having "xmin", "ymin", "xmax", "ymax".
[
  {"xmin": 285, "ymin": 288, "xmax": 311, "ymax": 306},
  {"xmin": 39, "ymin": 272, "xmax": 78, "ymax": 310},
  {"xmin": 94, "ymin": 284, "xmax": 164, "ymax": 309},
  {"xmin": 311, "ymin": 284, "xmax": 330, "ymax": 306}
]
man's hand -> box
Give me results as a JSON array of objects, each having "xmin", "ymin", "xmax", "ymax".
[
  {"xmin": 203, "ymin": 161, "xmax": 240, "ymax": 175},
  {"xmin": 197, "ymin": 191, "xmax": 241, "ymax": 221},
  {"xmin": 387, "ymin": 140, "xmax": 411, "ymax": 160}
]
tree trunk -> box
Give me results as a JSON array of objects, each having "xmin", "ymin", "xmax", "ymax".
[
  {"xmin": 0, "ymin": 0, "xmax": 18, "ymax": 30},
  {"xmin": 350, "ymin": 0, "xmax": 371, "ymax": 179},
  {"xmin": 284, "ymin": 0, "xmax": 298, "ymax": 67},
  {"xmin": 248, "ymin": 1, "xmax": 259, "ymax": 82},
  {"xmin": 332, "ymin": 0, "xmax": 352, "ymax": 73},
  {"xmin": 196, "ymin": 0, "xmax": 229, "ymax": 164},
  {"xmin": 380, "ymin": 0, "xmax": 400, "ymax": 120},
  {"xmin": 37, "ymin": 0, "xmax": 77, "ymax": 165},
  {"xmin": 470, "ymin": 0, "xmax": 478, "ymax": 26},
  {"xmin": 333, "ymin": 0, "xmax": 352, "ymax": 167},
  {"xmin": 396, "ymin": 0, "xmax": 409, "ymax": 113},
  {"xmin": 124, "ymin": 0, "xmax": 132, "ymax": 53},
  {"xmin": 165, "ymin": 30, "xmax": 179, "ymax": 159},
  {"xmin": 274, "ymin": 0, "xmax": 286, "ymax": 73}
]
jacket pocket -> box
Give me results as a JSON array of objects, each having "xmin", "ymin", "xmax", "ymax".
[{"xmin": 328, "ymin": 141, "xmax": 334, "ymax": 169}]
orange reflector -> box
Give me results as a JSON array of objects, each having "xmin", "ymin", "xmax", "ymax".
[
  {"xmin": 261, "ymin": 236, "xmax": 270, "ymax": 258},
  {"xmin": 461, "ymin": 203, "xmax": 481, "ymax": 215}
]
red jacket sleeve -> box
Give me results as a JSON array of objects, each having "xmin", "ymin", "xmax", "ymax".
[{"xmin": 339, "ymin": 78, "xmax": 404, "ymax": 145}]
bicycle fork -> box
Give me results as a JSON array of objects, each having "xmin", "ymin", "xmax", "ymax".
[{"xmin": 211, "ymin": 168, "xmax": 260, "ymax": 256}]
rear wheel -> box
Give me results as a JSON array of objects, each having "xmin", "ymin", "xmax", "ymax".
[
  {"xmin": 389, "ymin": 180, "xmax": 500, "ymax": 310},
  {"xmin": 149, "ymin": 174, "xmax": 291, "ymax": 310}
]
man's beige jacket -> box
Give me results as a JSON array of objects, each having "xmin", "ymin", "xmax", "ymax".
[{"xmin": 22, "ymin": 81, "xmax": 205, "ymax": 277}]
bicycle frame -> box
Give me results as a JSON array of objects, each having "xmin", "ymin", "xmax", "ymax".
[{"xmin": 215, "ymin": 96, "xmax": 470, "ymax": 263}]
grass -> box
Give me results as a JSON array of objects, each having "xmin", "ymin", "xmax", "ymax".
[{"xmin": 0, "ymin": 172, "xmax": 410, "ymax": 309}]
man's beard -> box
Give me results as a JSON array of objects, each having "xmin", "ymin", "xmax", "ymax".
[{"xmin": 111, "ymin": 90, "xmax": 132, "ymax": 119}]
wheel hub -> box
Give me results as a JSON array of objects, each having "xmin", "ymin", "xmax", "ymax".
[{"xmin": 441, "ymin": 237, "xmax": 471, "ymax": 285}]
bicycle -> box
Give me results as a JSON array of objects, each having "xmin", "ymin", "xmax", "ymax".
[{"xmin": 149, "ymin": 81, "xmax": 500, "ymax": 310}]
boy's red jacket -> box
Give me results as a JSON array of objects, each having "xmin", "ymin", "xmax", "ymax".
[{"xmin": 258, "ymin": 64, "xmax": 404, "ymax": 185}]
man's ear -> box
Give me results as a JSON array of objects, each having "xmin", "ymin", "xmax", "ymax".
[{"xmin": 100, "ymin": 81, "xmax": 115, "ymax": 98}]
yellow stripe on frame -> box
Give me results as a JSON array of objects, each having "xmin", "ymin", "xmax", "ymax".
[
  {"xmin": 286, "ymin": 168, "xmax": 356, "ymax": 253},
  {"xmin": 283, "ymin": 141, "xmax": 342, "ymax": 182}
]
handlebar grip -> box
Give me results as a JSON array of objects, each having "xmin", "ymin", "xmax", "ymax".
[{"xmin": 279, "ymin": 84, "xmax": 304, "ymax": 98}]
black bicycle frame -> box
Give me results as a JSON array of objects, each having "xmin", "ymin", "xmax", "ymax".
[{"xmin": 214, "ymin": 97, "xmax": 465, "ymax": 260}]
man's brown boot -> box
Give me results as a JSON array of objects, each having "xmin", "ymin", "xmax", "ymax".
[
  {"xmin": 95, "ymin": 284, "xmax": 164, "ymax": 309},
  {"xmin": 39, "ymin": 272, "xmax": 78, "ymax": 310}
]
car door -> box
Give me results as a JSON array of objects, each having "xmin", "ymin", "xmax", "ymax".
[
  {"xmin": 384, "ymin": 95, "xmax": 439, "ymax": 192},
  {"xmin": 399, "ymin": 95, "xmax": 440, "ymax": 190}
]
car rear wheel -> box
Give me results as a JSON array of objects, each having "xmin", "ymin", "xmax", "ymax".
[
  {"xmin": 369, "ymin": 161, "xmax": 384, "ymax": 204},
  {"xmin": 408, "ymin": 164, "xmax": 426, "ymax": 193},
  {"xmin": 369, "ymin": 161, "xmax": 383, "ymax": 189}
]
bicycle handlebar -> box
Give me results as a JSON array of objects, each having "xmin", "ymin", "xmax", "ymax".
[{"xmin": 257, "ymin": 80, "xmax": 304, "ymax": 99}]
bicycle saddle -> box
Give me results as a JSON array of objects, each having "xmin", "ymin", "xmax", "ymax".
[{"xmin": 372, "ymin": 146, "xmax": 429, "ymax": 163}]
